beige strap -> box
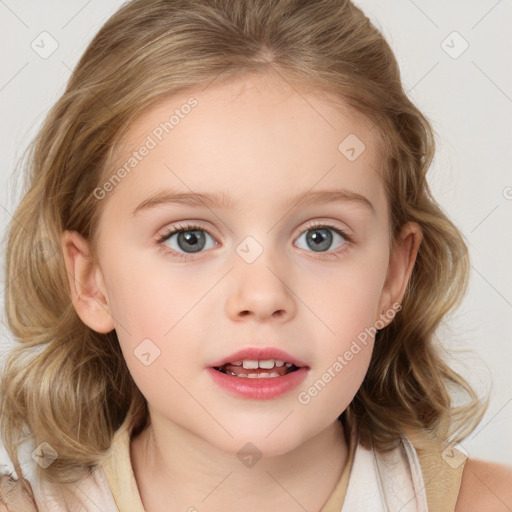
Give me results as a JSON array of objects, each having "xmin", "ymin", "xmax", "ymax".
[
  {"xmin": 102, "ymin": 425, "xmax": 145, "ymax": 512},
  {"xmin": 415, "ymin": 442, "xmax": 467, "ymax": 512},
  {"xmin": 319, "ymin": 426, "xmax": 356, "ymax": 512}
]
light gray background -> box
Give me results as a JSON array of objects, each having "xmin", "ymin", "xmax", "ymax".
[{"xmin": 0, "ymin": 0, "xmax": 511, "ymax": 473}]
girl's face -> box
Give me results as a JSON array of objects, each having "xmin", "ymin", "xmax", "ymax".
[{"xmin": 76, "ymin": 72, "xmax": 418, "ymax": 456}]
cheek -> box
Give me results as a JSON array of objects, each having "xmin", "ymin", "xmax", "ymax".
[
  {"xmin": 295, "ymin": 243, "xmax": 389, "ymax": 413},
  {"xmin": 296, "ymin": 269, "xmax": 382, "ymax": 417},
  {"xmin": 104, "ymin": 250, "xmax": 207, "ymax": 335},
  {"xmin": 102, "ymin": 255, "xmax": 212, "ymax": 394},
  {"xmin": 299, "ymin": 248, "xmax": 389, "ymax": 343}
]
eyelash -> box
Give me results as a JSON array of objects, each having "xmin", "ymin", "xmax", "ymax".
[{"xmin": 155, "ymin": 220, "xmax": 353, "ymax": 261}]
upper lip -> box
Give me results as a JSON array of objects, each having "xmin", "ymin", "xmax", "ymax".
[{"xmin": 209, "ymin": 347, "xmax": 309, "ymax": 368}]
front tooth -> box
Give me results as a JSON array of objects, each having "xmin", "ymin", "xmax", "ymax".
[
  {"xmin": 242, "ymin": 360, "xmax": 259, "ymax": 369},
  {"xmin": 259, "ymin": 359, "xmax": 275, "ymax": 369},
  {"xmin": 247, "ymin": 373, "xmax": 259, "ymax": 378}
]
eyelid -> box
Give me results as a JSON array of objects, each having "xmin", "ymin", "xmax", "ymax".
[
  {"xmin": 155, "ymin": 220, "xmax": 352, "ymax": 242},
  {"xmin": 297, "ymin": 219, "xmax": 353, "ymax": 243},
  {"xmin": 154, "ymin": 221, "xmax": 218, "ymax": 244}
]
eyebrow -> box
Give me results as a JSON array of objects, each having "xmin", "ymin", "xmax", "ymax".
[{"xmin": 131, "ymin": 187, "xmax": 376, "ymax": 216}]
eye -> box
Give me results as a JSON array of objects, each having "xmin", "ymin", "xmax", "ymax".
[
  {"xmin": 295, "ymin": 221, "xmax": 351, "ymax": 254},
  {"xmin": 156, "ymin": 222, "xmax": 217, "ymax": 260}
]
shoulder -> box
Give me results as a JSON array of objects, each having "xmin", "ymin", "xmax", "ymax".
[{"xmin": 455, "ymin": 458, "xmax": 512, "ymax": 512}]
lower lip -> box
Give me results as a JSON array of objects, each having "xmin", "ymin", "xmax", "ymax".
[{"xmin": 206, "ymin": 367, "xmax": 309, "ymax": 399}]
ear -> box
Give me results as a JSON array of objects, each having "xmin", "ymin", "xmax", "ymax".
[
  {"xmin": 60, "ymin": 230, "xmax": 115, "ymax": 334},
  {"xmin": 376, "ymin": 222, "xmax": 422, "ymax": 326}
]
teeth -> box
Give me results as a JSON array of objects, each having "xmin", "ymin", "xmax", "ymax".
[
  {"xmin": 239, "ymin": 359, "xmax": 292, "ymax": 369},
  {"xmin": 226, "ymin": 371, "xmax": 281, "ymax": 378},
  {"xmin": 242, "ymin": 360, "xmax": 259, "ymax": 369}
]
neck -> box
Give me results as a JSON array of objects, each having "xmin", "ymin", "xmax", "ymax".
[{"xmin": 131, "ymin": 417, "xmax": 348, "ymax": 512}]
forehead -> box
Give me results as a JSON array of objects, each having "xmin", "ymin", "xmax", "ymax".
[{"xmin": 103, "ymin": 72, "xmax": 387, "ymax": 216}]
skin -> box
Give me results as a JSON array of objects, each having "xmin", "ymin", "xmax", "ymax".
[
  {"xmin": 455, "ymin": 459, "xmax": 512, "ymax": 511},
  {"xmin": 60, "ymin": 70, "xmax": 427, "ymax": 511}
]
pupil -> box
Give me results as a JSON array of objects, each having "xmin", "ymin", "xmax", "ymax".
[
  {"xmin": 307, "ymin": 228, "xmax": 331, "ymax": 252},
  {"xmin": 178, "ymin": 230, "xmax": 205, "ymax": 253}
]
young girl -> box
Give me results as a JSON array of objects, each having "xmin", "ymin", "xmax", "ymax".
[{"xmin": 1, "ymin": 0, "xmax": 511, "ymax": 510}]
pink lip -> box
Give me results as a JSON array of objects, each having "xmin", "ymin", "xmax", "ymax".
[
  {"xmin": 207, "ymin": 346, "xmax": 309, "ymax": 400},
  {"xmin": 206, "ymin": 366, "xmax": 309, "ymax": 399},
  {"xmin": 208, "ymin": 346, "xmax": 308, "ymax": 369}
]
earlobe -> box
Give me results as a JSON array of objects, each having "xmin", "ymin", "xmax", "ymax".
[
  {"xmin": 60, "ymin": 230, "xmax": 115, "ymax": 334},
  {"xmin": 377, "ymin": 222, "xmax": 422, "ymax": 326}
]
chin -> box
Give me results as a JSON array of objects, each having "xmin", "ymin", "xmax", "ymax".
[{"xmin": 206, "ymin": 425, "xmax": 308, "ymax": 459}]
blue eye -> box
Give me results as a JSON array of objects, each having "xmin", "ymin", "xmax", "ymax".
[
  {"xmin": 156, "ymin": 223, "xmax": 216, "ymax": 260},
  {"xmin": 295, "ymin": 222, "xmax": 350, "ymax": 253},
  {"xmin": 156, "ymin": 221, "xmax": 352, "ymax": 261}
]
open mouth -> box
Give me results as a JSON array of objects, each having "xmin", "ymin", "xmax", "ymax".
[{"xmin": 213, "ymin": 359, "xmax": 300, "ymax": 378}]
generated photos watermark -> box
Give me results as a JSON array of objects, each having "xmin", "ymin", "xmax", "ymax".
[
  {"xmin": 93, "ymin": 97, "xmax": 198, "ymax": 200},
  {"xmin": 297, "ymin": 303, "xmax": 402, "ymax": 405}
]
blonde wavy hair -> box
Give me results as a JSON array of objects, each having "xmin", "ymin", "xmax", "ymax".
[{"xmin": 1, "ymin": 0, "xmax": 486, "ymax": 486}]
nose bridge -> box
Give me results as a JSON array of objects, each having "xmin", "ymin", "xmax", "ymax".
[
  {"xmin": 231, "ymin": 195, "xmax": 289, "ymax": 262},
  {"xmin": 226, "ymin": 231, "xmax": 296, "ymax": 321}
]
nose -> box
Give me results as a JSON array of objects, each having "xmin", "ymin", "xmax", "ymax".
[{"xmin": 225, "ymin": 252, "xmax": 297, "ymax": 323}]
